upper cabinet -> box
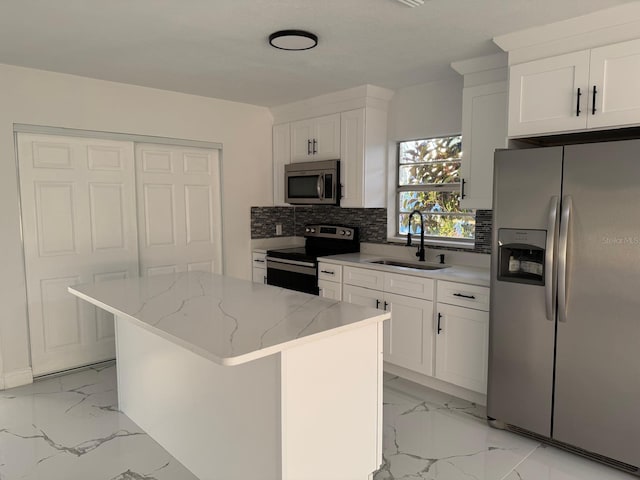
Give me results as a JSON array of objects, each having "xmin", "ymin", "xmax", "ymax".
[
  {"xmin": 340, "ymin": 108, "xmax": 387, "ymax": 208},
  {"xmin": 273, "ymin": 123, "xmax": 291, "ymax": 206},
  {"xmin": 451, "ymin": 53, "xmax": 508, "ymax": 210},
  {"xmin": 290, "ymin": 113, "xmax": 341, "ymax": 162},
  {"xmin": 271, "ymin": 85, "xmax": 394, "ymax": 208},
  {"xmin": 460, "ymin": 82, "xmax": 507, "ymax": 210},
  {"xmin": 507, "ymin": 38, "xmax": 640, "ymax": 137}
]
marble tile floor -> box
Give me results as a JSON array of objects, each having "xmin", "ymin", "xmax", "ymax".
[{"xmin": 0, "ymin": 364, "xmax": 635, "ymax": 480}]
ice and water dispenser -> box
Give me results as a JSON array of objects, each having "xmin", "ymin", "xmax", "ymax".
[{"xmin": 497, "ymin": 229, "xmax": 546, "ymax": 286}]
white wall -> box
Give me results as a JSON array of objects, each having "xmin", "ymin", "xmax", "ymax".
[
  {"xmin": 0, "ymin": 64, "xmax": 273, "ymax": 381},
  {"xmin": 388, "ymin": 76, "xmax": 463, "ymax": 142},
  {"xmin": 386, "ymin": 77, "xmax": 464, "ymax": 237}
]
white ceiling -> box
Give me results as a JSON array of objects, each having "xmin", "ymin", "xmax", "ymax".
[{"xmin": 0, "ymin": 0, "xmax": 634, "ymax": 107}]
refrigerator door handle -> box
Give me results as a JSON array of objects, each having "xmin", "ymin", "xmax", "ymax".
[
  {"xmin": 545, "ymin": 196, "xmax": 560, "ymax": 321},
  {"xmin": 558, "ymin": 195, "xmax": 572, "ymax": 323}
]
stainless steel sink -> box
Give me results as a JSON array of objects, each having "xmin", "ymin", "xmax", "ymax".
[{"xmin": 369, "ymin": 259, "xmax": 450, "ymax": 270}]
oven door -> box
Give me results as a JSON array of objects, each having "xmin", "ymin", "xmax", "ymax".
[{"xmin": 266, "ymin": 257, "xmax": 319, "ymax": 295}]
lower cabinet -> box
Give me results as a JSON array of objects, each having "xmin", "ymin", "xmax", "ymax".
[
  {"xmin": 435, "ymin": 303, "xmax": 489, "ymax": 393},
  {"xmin": 252, "ymin": 251, "xmax": 267, "ymax": 284},
  {"xmin": 341, "ymin": 265, "xmax": 490, "ymax": 394},
  {"xmin": 343, "ymin": 283, "xmax": 434, "ymax": 376},
  {"xmin": 318, "ymin": 279, "xmax": 342, "ymax": 301}
]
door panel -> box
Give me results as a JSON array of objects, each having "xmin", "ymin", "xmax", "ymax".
[
  {"xmin": 18, "ymin": 133, "xmax": 139, "ymax": 376},
  {"xmin": 435, "ymin": 304, "xmax": 488, "ymax": 393},
  {"xmin": 488, "ymin": 147, "xmax": 563, "ymax": 436},
  {"xmin": 554, "ymin": 140, "xmax": 640, "ymax": 466},
  {"xmin": 136, "ymin": 144, "xmax": 222, "ymax": 276},
  {"xmin": 589, "ymin": 39, "xmax": 640, "ymax": 129},
  {"xmin": 508, "ymin": 50, "xmax": 589, "ymax": 136},
  {"xmin": 384, "ymin": 293, "xmax": 433, "ymax": 376}
]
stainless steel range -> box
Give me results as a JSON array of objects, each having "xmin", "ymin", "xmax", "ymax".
[{"xmin": 266, "ymin": 225, "xmax": 359, "ymax": 295}]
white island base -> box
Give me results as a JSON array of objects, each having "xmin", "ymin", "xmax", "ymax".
[{"xmin": 70, "ymin": 272, "xmax": 388, "ymax": 480}]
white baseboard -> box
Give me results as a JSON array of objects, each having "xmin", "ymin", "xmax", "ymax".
[
  {"xmin": 384, "ymin": 362, "xmax": 487, "ymax": 406},
  {"xmin": 1, "ymin": 367, "xmax": 34, "ymax": 390}
]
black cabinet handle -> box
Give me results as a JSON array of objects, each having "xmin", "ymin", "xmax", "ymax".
[
  {"xmin": 592, "ymin": 86, "xmax": 597, "ymax": 115},
  {"xmin": 453, "ymin": 293, "xmax": 476, "ymax": 300},
  {"xmin": 437, "ymin": 312, "xmax": 443, "ymax": 334},
  {"xmin": 461, "ymin": 178, "xmax": 467, "ymax": 199},
  {"xmin": 255, "ymin": 259, "xmax": 265, "ymax": 263},
  {"xmin": 576, "ymin": 87, "xmax": 582, "ymax": 116},
  {"xmin": 312, "ymin": 138, "xmax": 317, "ymax": 154},
  {"xmin": 375, "ymin": 299, "xmax": 380, "ymax": 309},
  {"xmin": 383, "ymin": 301, "xmax": 389, "ymax": 311},
  {"xmin": 263, "ymin": 275, "xmax": 267, "ymax": 284},
  {"xmin": 307, "ymin": 139, "xmax": 312, "ymax": 155},
  {"xmin": 320, "ymin": 270, "xmax": 334, "ymax": 275}
]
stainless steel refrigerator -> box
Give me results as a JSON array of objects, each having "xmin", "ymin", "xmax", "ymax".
[{"xmin": 488, "ymin": 139, "xmax": 640, "ymax": 474}]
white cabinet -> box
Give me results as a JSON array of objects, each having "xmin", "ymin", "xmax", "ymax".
[
  {"xmin": 290, "ymin": 114, "xmax": 340, "ymax": 162},
  {"xmin": 318, "ymin": 262, "xmax": 342, "ymax": 301},
  {"xmin": 588, "ymin": 39, "xmax": 640, "ymax": 130},
  {"xmin": 508, "ymin": 38, "xmax": 640, "ymax": 137},
  {"xmin": 435, "ymin": 281, "xmax": 490, "ymax": 393},
  {"xmin": 272, "ymin": 123, "xmax": 290, "ymax": 206},
  {"xmin": 508, "ymin": 50, "xmax": 590, "ymax": 137},
  {"xmin": 460, "ymin": 82, "xmax": 507, "ymax": 209},
  {"xmin": 343, "ymin": 267, "xmax": 434, "ymax": 375},
  {"xmin": 339, "ymin": 108, "xmax": 387, "ymax": 208},
  {"xmin": 252, "ymin": 251, "xmax": 267, "ymax": 284}
]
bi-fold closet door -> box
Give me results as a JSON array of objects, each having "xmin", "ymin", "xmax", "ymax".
[{"xmin": 17, "ymin": 134, "xmax": 222, "ymax": 376}]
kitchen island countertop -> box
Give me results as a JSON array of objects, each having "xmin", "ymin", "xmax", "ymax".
[{"xmin": 69, "ymin": 271, "xmax": 388, "ymax": 366}]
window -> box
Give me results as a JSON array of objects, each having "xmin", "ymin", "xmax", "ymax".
[{"xmin": 397, "ymin": 135, "xmax": 475, "ymax": 242}]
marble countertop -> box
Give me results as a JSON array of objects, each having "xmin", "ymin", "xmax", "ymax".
[
  {"xmin": 69, "ymin": 272, "xmax": 389, "ymax": 366},
  {"xmin": 319, "ymin": 253, "xmax": 490, "ymax": 287}
]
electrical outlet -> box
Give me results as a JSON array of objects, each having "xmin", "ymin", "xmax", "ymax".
[{"xmin": 275, "ymin": 224, "xmax": 283, "ymax": 236}]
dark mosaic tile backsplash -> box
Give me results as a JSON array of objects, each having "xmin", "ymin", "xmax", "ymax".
[{"xmin": 250, "ymin": 207, "xmax": 492, "ymax": 255}]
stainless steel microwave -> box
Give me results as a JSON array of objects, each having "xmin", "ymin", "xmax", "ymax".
[{"xmin": 285, "ymin": 159, "xmax": 340, "ymax": 205}]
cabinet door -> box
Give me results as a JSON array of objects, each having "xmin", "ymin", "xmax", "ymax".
[
  {"xmin": 588, "ymin": 38, "xmax": 640, "ymax": 130},
  {"xmin": 252, "ymin": 267, "xmax": 266, "ymax": 284},
  {"xmin": 273, "ymin": 123, "xmax": 291, "ymax": 205},
  {"xmin": 384, "ymin": 293, "xmax": 434, "ymax": 376},
  {"xmin": 313, "ymin": 113, "xmax": 341, "ymax": 160},
  {"xmin": 318, "ymin": 279, "xmax": 342, "ymax": 301},
  {"xmin": 508, "ymin": 50, "xmax": 590, "ymax": 137},
  {"xmin": 340, "ymin": 109, "xmax": 365, "ymax": 208},
  {"xmin": 290, "ymin": 119, "xmax": 314, "ymax": 162},
  {"xmin": 460, "ymin": 82, "xmax": 507, "ymax": 210},
  {"xmin": 435, "ymin": 303, "xmax": 488, "ymax": 393},
  {"xmin": 342, "ymin": 284, "xmax": 382, "ymax": 309}
]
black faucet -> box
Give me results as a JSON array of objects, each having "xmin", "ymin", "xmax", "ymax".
[{"xmin": 406, "ymin": 210, "xmax": 426, "ymax": 262}]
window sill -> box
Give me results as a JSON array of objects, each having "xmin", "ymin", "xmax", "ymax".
[{"xmin": 386, "ymin": 236, "xmax": 476, "ymax": 250}]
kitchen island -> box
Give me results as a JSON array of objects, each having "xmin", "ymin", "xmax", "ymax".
[{"xmin": 68, "ymin": 271, "xmax": 389, "ymax": 480}]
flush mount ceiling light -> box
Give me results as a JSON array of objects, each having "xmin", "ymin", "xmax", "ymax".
[
  {"xmin": 394, "ymin": 0, "xmax": 425, "ymax": 6},
  {"xmin": 269, "ymin": 30, "xmax": 318, "ymax": 51}
]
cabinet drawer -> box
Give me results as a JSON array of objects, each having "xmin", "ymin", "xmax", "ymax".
[
  {"xmin": 343, "ymin": 266, "xmax": 384, "ymax": 290},
  {"xmin": 252, "ymin": 252, "xmax": 267, "ymax": 269},
  {"xmin": 384, "ymin": 273, "xmax": 434, "ymax": 301},
  {"xmin": 318, "ymin": 262, "xmax": 342, "ymax": 283},
  {"xmin": 437, "ymin": 281, "xmax": 489, "ymax": 311}
]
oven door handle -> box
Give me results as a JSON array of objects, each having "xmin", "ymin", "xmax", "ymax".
[{"xmin": 266, "ymin": 257, "xmax": 315, "ymax": 268}]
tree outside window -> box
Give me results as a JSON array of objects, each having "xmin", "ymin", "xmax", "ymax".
[{"xmin": 397, "ymin": 135, "xmax": 475, "ymax": 241}]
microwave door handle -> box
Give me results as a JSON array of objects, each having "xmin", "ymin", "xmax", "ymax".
[{"xmin": 316, "ymin": 175, "xmax": 325, "ymax": 199}]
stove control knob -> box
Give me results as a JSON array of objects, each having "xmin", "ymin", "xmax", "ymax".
[
  {"xmin": 340, "ymin": 230, "xmax": 346, "ymax": 235},
  {"xmin": 305, "ymin": 228, "xmax": 311, "ymax": 233},
  {"xmin": 345, "ymin": 230, "xmax": 352, "ymax": 236},
  {"xmin": 310, "ymin": 228, "xmax": 316, "ymax": 233}
]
